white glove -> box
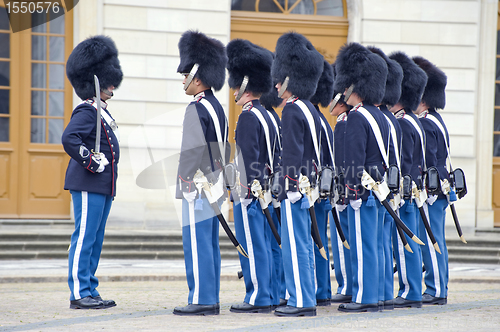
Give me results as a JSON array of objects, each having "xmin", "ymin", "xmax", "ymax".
[
  {"xmin": 183, "ymin": 191, "xmax": 197, "ymax": 203},
  {"xmin": 286, "ymin": 191, "xmax": 302, "ymax": 204},
  {"xmin": 426, "ymin": 195, "xmax": 438, "ymax": 206},
  {"xmin": 336, "ymin": 204, "xmax": 347, "ymax": 212},
  {"xmin": 93, "ymin": 153, "xmax": 109, "ymax": 173},
  {"xmin": 349, "ymin": 198, "xmax": 362, "ymax": 211},
  {"xmin": 240, "ymin": 198, "xmax": 253, "ymax": 208}
]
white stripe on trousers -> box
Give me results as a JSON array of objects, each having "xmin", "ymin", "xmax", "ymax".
[
  {"xmin": 354, "ymin": 208, "xmax": 363, "ymax": 303},
  {"xmin": 242, "ymin": 203, "xmax": 259, "ymax": 305},
  {"xmin": 396, "ymin": 226, "xmax": 410, "ymax": 298},
  {"xmin": 188, "ymin": 200, "xmax": 200, "ymax": 304},
  {"xmin": 285, "ymin": 199, "xmax": 303, "ymax": 307},
  {"xmin": 72, "ymin": 191, "xmax": 88, "ymax": 300},
  {"xmin": 423, "ymin": 204, "xmax": 441, "ymax": 297},
  {"xmin": 335, "ymin": 209, "xmax": 348, "ymax": 295}
]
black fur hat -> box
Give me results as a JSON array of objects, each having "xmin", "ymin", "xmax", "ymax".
[
  {"xmin": 310, "ymin": 60, "xmax": 334, "ymax": 107},
  {"xmin": 333, "ymin": 43, "xmax": 387, "ymax": 105},
  {"xmin": 66, "ymin": 35, "xmax": 123, "ymax": 100},
  {"xmin": 177, "ymin": 30, "xmax": 227, "ymax": 91},
  {"xmin": 367, "ymin": 46, "xmax": 403, "ymax": 107},
  {"xmin": 389, "ymin": 51, "xmax": 428, "ymax": 111},
  {"xmin": 226, "ymin": 39, "xmax": 273, "ymax": 95},
  {"xmin": 412, "ymin": 56, "xmax": 447, "ymax": 110},
  {"xmin": 271, "ymin": 32, "xmax": 323, "ymax": 100},
  {"xmin": 260, "ymin": 87, "xmax": 283, "ymax": 109}
]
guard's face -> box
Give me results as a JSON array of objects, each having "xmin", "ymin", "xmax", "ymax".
[
  {"xmin": 100, "ymin": 86, "xmax": 115, "ymax": 101},
  {"xmin": 330, "ymin": 102, "xmax": 348, "ymax": 117},
  {"xmin": 183, "ymin": 74, "xmax": 197, "ymax": 95},
  {"xmin": 276, "ymin": 83, "xmax": 291, "ymax": 100}
]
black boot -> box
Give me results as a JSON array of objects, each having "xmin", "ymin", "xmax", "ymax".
[
  {"xmin": 393, "ymin": 296, "xmax": 422, "ymax": 308},
  {"xmin": 173, "ymin": 304, "xmax": 220, "ymax": 316},
  {"xmin": 422, "ymin": 293, "xmax": 447, "ymax": 305},
  {"xmin": 338, "ymin": 302, "xmax": 378, "ymax": 313},
  {"xmin": 70, "ymin": 296, "xmax": 104, "ymax": 310},
  {"xmin": 92, "ymin": 295, "xmax": 116, "ymax": 308},
  {"xmin": 230, "ymin": 302, "xmax": 272, "ymax": 313},
  {"xmin": 330, "ymin": 293, "xmax": 352, "ymax": 303},
  {"xmin": 274, "ymin": 305, "xmax": 316, "ymax": 317}
]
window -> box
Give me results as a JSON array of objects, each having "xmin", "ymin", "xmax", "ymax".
[
  {"xmin": 0, "ymin": 6, "xmax": 10, "ymax": 142},
  {"xmin": 231, "ymin": 0, "xmax": 344, "ymax": 17}
]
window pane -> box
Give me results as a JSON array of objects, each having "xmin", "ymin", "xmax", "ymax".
[
  {"xmin": 317, "ymin": 0, "xmax": 343, "ymax": 16},
  {"xmin": 494, "ymin": 135, "xmax": 500, "ymax": 157},
  {"xmin": 49, "ymin": 91, "xmax": 64, "ymax": 116},
  {"xmin": 0, "ymin": 89, "xmax": 8, "ymax": 114},
  {"xmin": 495, "ymin": 109, "xmax": 500, "ymax": 132},
  {"xmin": 32, "ymin": 63, "xmax": 46, "ymax": 88},
  {"xmin": 290, "ymin": 0, "xmax": 314, "ymax": 15},
  {"xmin": 31, "ymin": 118, "xmax": 45, "ymax": 143},
  {"xmin": 0, "ymin": 61, "xmax": 9, "ymax": 86},
  {"xmin": 49, "ymin": 64, "xmax": 64, "ymax": 89},
  {"xmin": 31, "ymin": 91, "xmax": 46, "ymax": 116},
  {"xmin": 232, "ymin": 0, "xmax": 257, "ymax": 11},
  {"xmin": 49, "ymin": 37, "xmax": 64, "ymax": 62},
  {"xmin": 0, "ymin": 118, "xmax": 8, "ymax": 142},
  {"xmin": 32, "ymin": 12, "xmax": 47, "ymax": 33},
  {"xmin": 32, "ymin": 35, "xmax": 47, "ymax": 61},
  {"xmin": 497, "ymin": 57, "xmax": 500, "ymax": 81},
  {"xmin": 49, "ymin": 119, "xmax": 63, "ymax": 144},
  {"xmin": 0, "ymin": 33, "xmax": 9, "ymax": 58},
  {"xmin": 0, "ymin": 7, "xmax": 9, "ymax": 30},
  {"xmin": 49, "ymin": 11, "xmax": 65, "ymax": 34},
  {"xmin": 495, "ymin": 84, "xmax": 500, "ymax": 106}
]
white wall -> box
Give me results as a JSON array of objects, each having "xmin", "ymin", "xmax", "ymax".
[
  {"xmin": 75, "ymin": 0, "xmax": 232, "ymax": 229},
  {"xmin": 349, "ymin": 0, "xmax": 495, "ymax": 229}
]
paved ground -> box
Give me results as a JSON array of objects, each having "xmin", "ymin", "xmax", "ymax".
[{"xmin": 1, "ymin": 260, "xmax": 500, "ymax": 331}]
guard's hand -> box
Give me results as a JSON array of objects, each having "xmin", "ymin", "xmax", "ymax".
[
  {"xmin": 92, "ymin": 153, "xmax": 109, "ymax": 173},
  {"xmin": 336, "ymin": 204, "xmax": 347, "ymax": 212},
  {"xmin": 240, "ymin": 198, "xmax": 253, "ymax": 208},
  {"xmin": 426, "ymin": 195, "xmax": 438, "ymax": 206},
  {"xmin": 286, "ymin": 191, "xmax": 302, "ymax": 204},
  {"xmin": 349, "ymin": 198, "xmax": 362, "ymax": 211},
  {"xmin": 183, "ymin": 191, "xmax": 197, "ymax": 203}
]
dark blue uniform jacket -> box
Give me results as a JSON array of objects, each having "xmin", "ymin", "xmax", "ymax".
[
  {"xmin": 344, "ymin": 103, "xmax": 389, "ymax": 201},
  {"xmin": 279, "ymin": 98, "xmax": 321, "ymax": 201},
  {"xmin": 380, "ymin": 105, "xmax": 402, "ymax": 169},
  {"xmin": 176, "ymin": 89, "xmax": 230, "ymax": 198},
  {"xmin": 316, "ymin": 105, "xmax": 334, "ymax": 168},
  {"xmin": 235, "ymin": 100, "xmax": 279, "ymax": 199},
  {"xmin": 62, "ymin": 101, "xmax": 120, "ymax": 197}
]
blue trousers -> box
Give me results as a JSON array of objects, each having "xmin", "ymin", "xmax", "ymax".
[
  {"xmin": 330, "ymin": 205, "xmax": 351, "ymax": 296},
  {"xmin": 233, "ymin": 199, "xmax": 274, "ymax": 306},
  {"xmin": 181, "ymin": 198, "xmax": 221, "ymax": 305},
  {"xmin": 68, "ymin": 191, "xmax": 112, "ymax": 301},
  {"xmin": 281, "ymin": 197, "xmax": 316, "ymax": 308},
  {"xmin": 420, "ymin": 198, "xmax": 448, "ymax": 298},
  {"xmin": 378, "ymin": 207, "xmax": 395, "ymax": 302},
  {"xmin": 313, "ymin": 199, "xmax": 331, "ymax": 301},
  {"xmin": 269, "ymin": 205, "xmax": 286, "ymax": 304},
  {"xmin": 393, "ymin": 201, "xmax": 422, "ymax": 301},
  {"xmin": 347, "ymin": 199, "xmax": 380, "ymax": 304}
]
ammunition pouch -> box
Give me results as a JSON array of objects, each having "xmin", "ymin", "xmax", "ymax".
[
  {"xmin": 319, "ymin": 166, "xmax": 334, "ymax": 198},
  {"xmin": 223, "ymin": 162, "xmax": 237, "ymax": 190},
  {"xmin": 426, "ymin": 166, "xmax": 440, "ymax": 194},
  {"xmin": 401, "ymin": 175, "xmax": 412, "ymax": 200},
  {"xmin": 386, "ymin": 165, "xmax": 400, "ymax": 193},
  {"xmin": 335, "ymin": 172, "xmax": 346, "ymax": 202},
  {"xmin": 451, "ymin": 168, "xmax": 467, "ymax": 199},
  {"xmin": 270, "ymin": 171, "xmax": 281, "ymax": 198}
]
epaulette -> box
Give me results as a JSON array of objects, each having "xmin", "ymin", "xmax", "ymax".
[{"xmin": 394, "ymin": 109, "xmax": 405, "ymax": 119}]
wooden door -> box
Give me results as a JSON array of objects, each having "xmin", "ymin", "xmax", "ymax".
[{"xmin": 0, "ymin": 3, "xmax": 73, "ymax": 219}]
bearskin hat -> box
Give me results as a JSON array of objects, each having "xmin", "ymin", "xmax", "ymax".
[
  {"xmin": 260, "ymin": 87, "xmax": 283, "ymax": 109},
  {"xmin": 310, "ymin": 60, "xmax": 334, "ymax": 107},
  {"xmin": 271, "ymin": 32, "xmax": 323, "ymax": 100},
  {"xmin": 389, "ymin": 51, "xmax": 428, "ymax": 111},
  {"xmin": 367, "ymin": 46, "xmax": 403, "ymax": 107},
  {"xmin": 177, "ymin": 30, "xmax": 227, "ymax": 91},
  {"xmin": 66, "ymin": 35, "xmax": 123, "ymax": 100},
  {"xmin": 226, "ymin": 39, "xmax": 273, "ymax": 95},
  {"xmin": 412, "ymin": 56, "xmax": 447, "ymax": 110},
  {"xmin": 333, "ymin": 43, "xmax": 387, "ymax": 105}
]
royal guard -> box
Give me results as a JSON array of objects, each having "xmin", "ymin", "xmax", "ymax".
[
  {"xmin": 260, "ymin": 87, "xmax": 287, "ymax": 306},
  {"xmin": 389, "ymin": 51, "xmax": 428, "ymax": 308},
  {"xmin": 173, "ymin": 31, "xmax": 229, "ymax": 316},
  {"xmin": 329, "ymin": 62, "xmax": 353, "ymax": 304},
  {"xmin": 413, "ymin": 56, "xmax": 450, "ymax": 306},
  {"xmin": 63, "ymin": 35, "xmax": 123, "ymax": 309},
  {"xmin": 271, "ymin": 32, "xmax": 324, "ymax": 317},
  {"xmin": 334, "ymin": 42, "xmax": 389, "ymax": 313},
  {"xmin": 309, "ymin": 60, "xmax": 335, "ymax": 306},
  {"xmin": 226, "ymin": 39, "xmax": 280, "ymax": 313},
  {"xmin": 368, "ymin": 46, "xmax": 404, "ymax": 310}
]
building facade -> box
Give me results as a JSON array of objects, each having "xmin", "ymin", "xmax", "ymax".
[{"xmin": 0, "ymin": 0, "xmax": 497, "ymax": 231}]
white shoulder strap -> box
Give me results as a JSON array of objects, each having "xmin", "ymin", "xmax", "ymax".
[
  {"xmin": 403, "ymin": 115, "xmax": 427, "ymax": 171},
  {"xmin": 357, "ymin": 107, "xmax": 389, "ymax": 168},
  {"xmin": 319, "ymin": 117, "xmax": 334, "ymax": 166},
  {"xmin": 250, "ymin": 108, "xmax": 274, "ymax": 173},
  {"xmin": 267, "ymin": 110, "xmax": 282, "ymax": 150},
  {"xmin": 199, "ymin": 98, "xmax": 227, "ymax": 164},
  {"xmin": 425, "ymin": 113, "xmax": 452, "ymax": 172},
  {"xmin": 383, "ymin": 114, "xmax": 400, "ymax": 171},
  {"xmin": 295, "ymin": 100, "xmax": 321, "ymax": 168}
]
